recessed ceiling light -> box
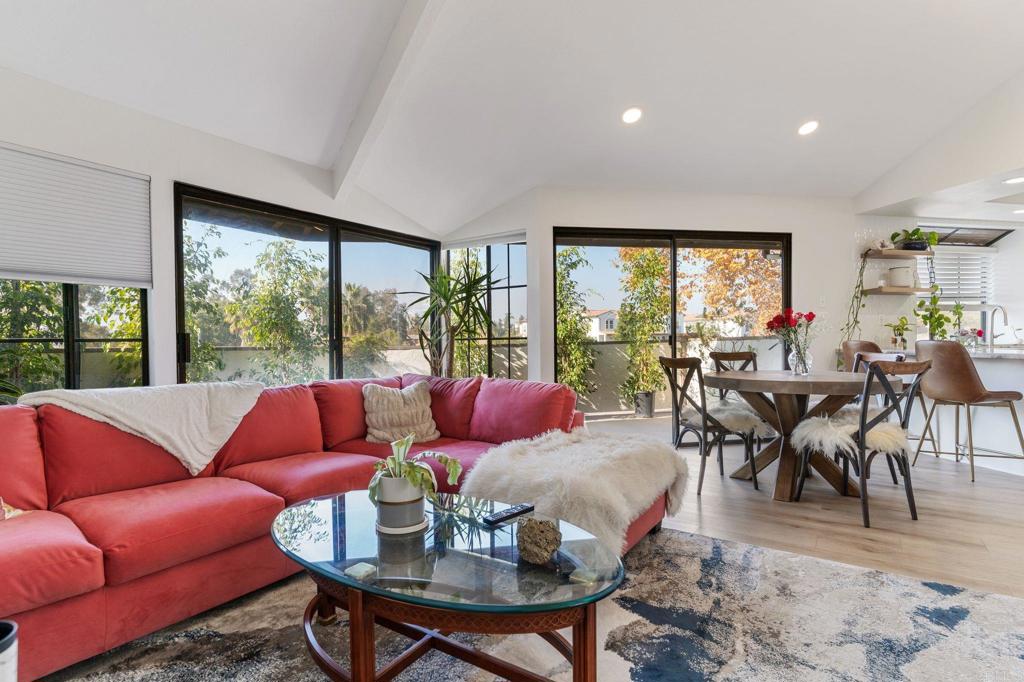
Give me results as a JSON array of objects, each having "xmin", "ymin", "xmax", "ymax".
[
  {"xmin": 1005, "ymin": 177, "xmax": 1024, "ymax": 185},
  {"xmin": 797, "ymin": 120, "xmax": 819, "ymax": 136},
  {"xmin": 621, "ymin": 107, "xmax": 643, "ymax": 124},
  {"xmin": 1013, "ymin": 209, "xmax": 1024, "ymax": 214}
]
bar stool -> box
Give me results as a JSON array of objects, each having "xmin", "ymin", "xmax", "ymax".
[{"xmin": 913, "ymin": 340, "xmax": 1024, "ymax": 481}]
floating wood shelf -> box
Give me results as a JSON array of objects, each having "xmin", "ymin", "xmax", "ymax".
[
  {"xmin": 863, "ymin": 248, "xmax": 934, "ymax": 259},
  {"xmin": 863, "ymin": 286, "xmax": 931, "ymax": 296}
]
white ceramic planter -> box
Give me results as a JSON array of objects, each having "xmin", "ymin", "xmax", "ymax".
[
  {"xmin": 0, "ymin": 621, "xmax": 16, "ymax": 682},
  {"xmin": 375, "ymin": 476, "xmax": 427, "ymax": 534},
  {"xmin": 888, "ymin": 265, "xmax": 913, "ymax": 287}
]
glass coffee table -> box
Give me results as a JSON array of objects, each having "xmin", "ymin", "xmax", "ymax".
[{"xmin": 272, "ymin": 490, "xmax": 624, "ymax": 682}]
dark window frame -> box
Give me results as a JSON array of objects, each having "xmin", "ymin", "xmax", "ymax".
[
  {"xmin": 173, "ymin": 183, "xmax": 440, "ymax": 383},
  {"xmin": 445, "ymin": 242, "xmax": 528, "ymax": 379},
  {"xmin": 551, "ymin": 225, "xmax": 793, "ymax": 383},
  {"xmin": 0, "ymin": 282, "xmax": 149, "ymax": 389}
]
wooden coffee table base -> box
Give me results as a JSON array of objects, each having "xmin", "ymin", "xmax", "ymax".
[{"xmin": 302, "ymin": 572, "xmax": 597, "ymax": 682}]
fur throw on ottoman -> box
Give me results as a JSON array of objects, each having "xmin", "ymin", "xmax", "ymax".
[{"xmin": 462, "ymin": 429, "xmax": 687, "ymax": 552}]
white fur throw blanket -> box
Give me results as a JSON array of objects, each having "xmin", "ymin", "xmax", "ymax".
[
  {"xmin": 19, "ymin": 382, "xmax": 264, "ymax": 475},
  {"xmin": 462, "ymin": 429, "xmax": 688, "ymax": 553}
]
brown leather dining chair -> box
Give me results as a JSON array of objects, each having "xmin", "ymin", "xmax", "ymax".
[
  {"xmin": 841, "ymin": 339, "xmax": 882, "ymax": 372},
  {"xmin": 913, "ymin": 340, "xmax": 1024, "ymax": 481}
]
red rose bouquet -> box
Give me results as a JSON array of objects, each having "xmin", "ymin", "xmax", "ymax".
[{"xmin": 766, "ymin": 308, "xmax": 816, "ymax": 374}]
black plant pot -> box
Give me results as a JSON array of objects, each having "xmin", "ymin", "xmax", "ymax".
[
  {"xmin": 634, "ymin": 391, "xmax": 655, "ymax": 418},
  {"xmin": 899, "ymin": 240, "xmax": 930, "ymax": 251},
  {"xmin": 0, "ymin": 620, "xmax": 17, "ymax": 681}
]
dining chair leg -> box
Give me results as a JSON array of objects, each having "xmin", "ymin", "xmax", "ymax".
[
  {"xmin": 885, "ymin": 455, "xmax": 899, "ymax": 485},
  {"xmin": 696, "ymin": 435, "xmax": 709, "ymax": 496},
  {"xmin": 747, "ymin": 435, "xmax": 759, "ymax": 491},
  {"xmin": 841, "ymin": 456, "xmax": 849, "ymax": 496},
  {"xmin": 901, "ymin": 454, "xmax": 918, "ymax": 521},
  {"xmin": 913, "ymin": 401, "xmax": 938, "ymax": 466},
  {"xmin": 965, "ymin": 403, "xmax": 976, "ymax": 482},
  {"xmin": 794, "ymin": 449, "xmax": 810, "ymax": 501},
  {"xmin": 717, "ymin": 437, "xmax": 725, "ymax": 476},
  {"xmin": 1007, "ymin": 400, "xmax": 1024, "ymax": 456},
  {"xmin": 858, "ymin": 451, "xmax": 871, "ymax": 528},
  {"xmin": 918, "ymin": 394, "xmax": 938, "ymax": 456}
]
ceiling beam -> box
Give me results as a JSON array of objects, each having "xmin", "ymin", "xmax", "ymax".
[{"xmin": 331, "ymin": 0, "xmax": 445, "ymax": 199}]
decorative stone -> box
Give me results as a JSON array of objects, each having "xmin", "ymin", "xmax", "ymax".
[{"xmin": 517, "ymin": 517, "xmax": 562, "ymax": 565}]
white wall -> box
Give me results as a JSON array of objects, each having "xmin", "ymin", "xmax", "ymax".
[{"xmin": 0, "ymin": 67, "xmax": 438, "ymax": 385}]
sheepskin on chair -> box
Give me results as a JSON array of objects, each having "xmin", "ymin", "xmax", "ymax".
[
  {"xmin": 681, "ymin": 400, "xmax": 775, "ymax": 438},
  {"xmin": 791, "ymin": 417, "xmax": 910, "ymax": 457},
  {"xmin": 462, "ymin": 429, "xmax": 687, "ymax": 553}
]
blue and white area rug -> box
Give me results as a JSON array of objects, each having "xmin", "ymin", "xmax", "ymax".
[{"xmin": 47, "ymin": 529, "xmax": 1024, "ymax": 681}]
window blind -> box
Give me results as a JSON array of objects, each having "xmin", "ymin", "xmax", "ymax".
[
  {"xmin": 0, "ymin": 142, "xmax": 151, "ymax": 288},
  {"xmin": 916, "ymin": 245, "xmax": 995, "ymax": 303}
]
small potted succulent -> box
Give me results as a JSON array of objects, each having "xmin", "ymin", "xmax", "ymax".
[
  {"xmin": 890, "ymin": 228, "xmax": 939, "ymax": 251},
  {"xmin": 368, "ymin": 434, "xmax": 462, "ymax": 534}
]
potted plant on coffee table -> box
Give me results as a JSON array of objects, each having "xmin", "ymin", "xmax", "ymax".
[{"xmin": 368, "ymin": 434, "xmax": 462, "ymax": 534}]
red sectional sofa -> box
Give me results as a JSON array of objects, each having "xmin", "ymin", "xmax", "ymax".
[{"xmin": 0, "ymin": 374, "xmax": 663, "ymax": 681}]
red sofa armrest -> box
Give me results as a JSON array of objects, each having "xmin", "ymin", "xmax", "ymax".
[{"xmin": 570, "ymin": 410, "xmax": 585, "ymax": 430}]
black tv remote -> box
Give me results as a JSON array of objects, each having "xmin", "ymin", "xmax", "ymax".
[{"xmin": 482, "ymin": 504, "xmax": 535, "ymax": 526}]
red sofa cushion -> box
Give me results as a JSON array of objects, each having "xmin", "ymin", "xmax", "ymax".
[
  {"xmin": 401, "ymin": 374, "xmax": 482, "ymax": 439},
  {"xmin": 55, "ymin": 477, "xmax": 283, "ymax": 586},
  {"xmin": 221, "ymin": 451, "xmax": 379, "ymax": 504},
  {"xmin": 0, "ymin": 405, "xmax": 48, "ymax": 510},
  {"xmin": 310, "ymin": 377, "xmax": 400, "ymax": 448},
  {"xmin": 335, "ymin": 437, "xmax": 495, "ymax": 492},
  {"xmin": 468, "ymin": 378, "xmax": 577, "ymax": 443},
  {"xmin": 214, "ymin": 384, "xmax": 323, "ymax": 471},
  {"xmin": 38, "ymin": 405, "xmax": 202, "ymax": 507},
  {"xmin": 0, "ymin": 510, "xmax": 104, "ymax": 615}
]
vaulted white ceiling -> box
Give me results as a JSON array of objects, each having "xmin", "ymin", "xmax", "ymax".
[{"xmin": 3, "ymin": 0, "xmax": 1024, "ymax": 235}]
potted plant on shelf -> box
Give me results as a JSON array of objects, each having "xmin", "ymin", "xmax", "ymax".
[
  {"xmin": 890, "ymin": 227, "xmax": 939, "ymax": 251},
  {"xmin": 368, "ymin": 434, "xmax": 462, "ymax": 534},
  {"xmin": 767, "ymin": 308, "xmax": 816, "ymax": 375},
  {"xmin": 884, "ymin": 316, "xmax": 911, "ymax": 351}
]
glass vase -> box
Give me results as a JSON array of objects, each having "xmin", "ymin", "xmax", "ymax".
[{"xmin": 788, "ymin": 349, "xmax": 812, "ymax": 375}]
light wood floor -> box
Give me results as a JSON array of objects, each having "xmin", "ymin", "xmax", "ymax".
[
  {"xmin": 668, "ymin": 446, "xmax": 1024, "ymax": 598},
  {"xmin": 590, "ymin": 417, "xmax": 1024, "ymax": 599}
]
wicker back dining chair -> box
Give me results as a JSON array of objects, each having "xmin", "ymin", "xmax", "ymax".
[
  {"xmin": 660, "ymin": 356, "xmax": 759, "ymax": 495},
  {"xmin": 794, "ymin": 358, "xmax": 931, "ymax": 527}
]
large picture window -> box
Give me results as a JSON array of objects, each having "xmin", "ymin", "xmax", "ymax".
[
  {"xmin": 444, "ymin": 242, "xmax": 528, "ymax": 379},
  {"xmin": 1, "ymin": 279, "xmax": 148, "ymax": 398},
  {"xmin": 175, "ymin": 184, "xmax": 438, "ymax": 384},
  {"xmin": 553, "ymin": 228, "xmax": 789, "ymax": 415}
]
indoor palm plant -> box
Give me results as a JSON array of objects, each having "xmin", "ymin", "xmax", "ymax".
[
  {"xmin": 368, "ymin": 434, "xmax": 462, "ymax": 533},
  {"xmin": 408, "ymin": 259, "xmax": 493, "ymax": 378}
]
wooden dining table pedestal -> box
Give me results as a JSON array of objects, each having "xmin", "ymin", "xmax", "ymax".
[{"xmin": 703, "ymin": 370, "xmax": 900, "ymax": 502}]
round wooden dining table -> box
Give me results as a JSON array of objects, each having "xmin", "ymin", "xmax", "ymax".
[{"xmin": 703, "ymin": 370, "xmax": 900, "ymax": 502}]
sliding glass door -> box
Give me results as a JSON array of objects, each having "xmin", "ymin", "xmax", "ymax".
[
  {"xmin": 554, "ymin": 228, "xmax": 790, "ymax": 415},
  {"xmin": 175, "ymin": 185, "xmax": 437, "ymax": 384}
]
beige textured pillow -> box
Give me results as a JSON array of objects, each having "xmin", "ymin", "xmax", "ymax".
[{"xmin": 362, "ymin": 381, "xmax": 440, "ymax": 443}]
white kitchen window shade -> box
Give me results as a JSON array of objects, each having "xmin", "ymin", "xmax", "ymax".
[
  {"xmin": 916, "ymin": 246, "xmax": 995, "ymax": 303},
  {"xmin": 0, "ymin": 142, "xmax": 151, "ymax": 288}
]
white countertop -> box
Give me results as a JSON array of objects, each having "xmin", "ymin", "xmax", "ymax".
[{"xmin": 886, "ymin": 346, "xmax": 1024, "ymax": 360}]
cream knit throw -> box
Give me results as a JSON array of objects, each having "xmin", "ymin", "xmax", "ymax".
[{"xmin": 362, "ymin": 380, "xmax": 440, "ymax": 443}]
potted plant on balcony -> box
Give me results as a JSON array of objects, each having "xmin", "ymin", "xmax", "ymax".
[
  {"xmin": 890, "ymin": 227, "xmax": 939, "ymax": 251},
  {"xmin": 368, "ymin": 434, "xmax": 462, "ymax": 534},
  {"xmin": 617, "ymin": 248, "xmax": 670, "ymax": 417}
]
